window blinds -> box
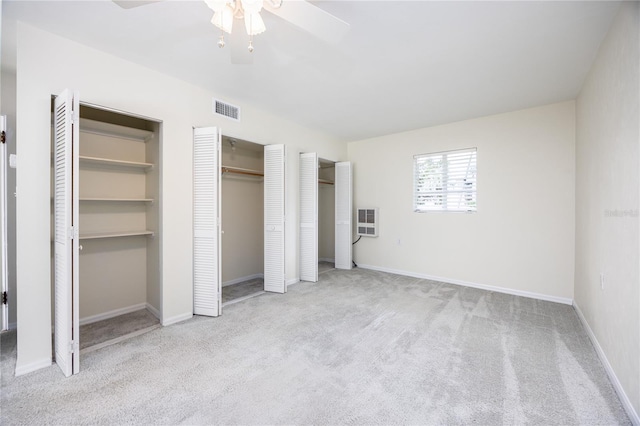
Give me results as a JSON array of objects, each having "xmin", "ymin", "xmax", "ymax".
[{"xmin": 413, "ymin": 148, "xmax": 477, "ymax": 213}]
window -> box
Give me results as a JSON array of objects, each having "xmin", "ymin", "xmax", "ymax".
[{"xmin": 413, "ymin": 148, "xmax": 477, "ymax": 212}]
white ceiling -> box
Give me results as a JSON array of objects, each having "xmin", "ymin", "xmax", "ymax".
[{"xmin": 2, "ymin": 0, "xmax": 621, "ymax": 142}]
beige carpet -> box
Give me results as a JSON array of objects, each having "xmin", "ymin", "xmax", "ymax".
[{"xmin": 0, "ymin": 268, "xmax": 631, "ymax": 425}]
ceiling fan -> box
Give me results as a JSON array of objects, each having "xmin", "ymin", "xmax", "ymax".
[{"xmin": 113, "ymin": 0, "xmax": 350, "ymax": 64}]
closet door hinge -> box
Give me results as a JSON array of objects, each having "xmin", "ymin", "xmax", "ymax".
[
  {"xmin": 1, "ymin": 291, "xmax": 7, "ymax": 305},
  {"xmin": 69, "ymin": 340, "xmax": 79, "ymax": 354},
  {"xmin": 69, "ymin": 226, "xmax": 79, "ymax": 240}
]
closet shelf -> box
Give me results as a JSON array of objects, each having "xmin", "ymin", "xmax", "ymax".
[
  {"xmin": 319, "ymin": 178, "xmax": 334, "ymax": 185},
  {"xmin": 79, "ymin": 156, "xmax": 154, "ymax": 170},
  {"xmin": 80, "ymin": 197, "xmax": 154, "ymax": 203},
  {"xmin": 79, "ymin": 230, "xmax": 154, "ymax": 240},
  {"xmin": 222, "ymin": 166, "xmax": 264, "ymax": 177},
  {"xmin": 80, "ymin": 118, "xmax": 154, "ymax": 142}
]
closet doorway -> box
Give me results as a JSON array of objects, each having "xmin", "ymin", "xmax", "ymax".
[
  {"xmin": 51, "ymin": 90, "xmax": 162, "ymax": 377},
  {"xmin": 299, "ymin": 153, "xmax": 352, "ymax": 283},
  {"xmin": 193, "ymin": 127, "xmax": 286, "ymax": 318},
  {"xmin": 220, "ymin": 136, "xmax": 265, "ymax": 306}
]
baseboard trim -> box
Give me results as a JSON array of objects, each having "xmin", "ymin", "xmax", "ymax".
[
  {"xmin": 357, "ymin": 264, "xmax": 573, "ymax": 305},
  {"xmin": 319, "ymin": 258, "xmax": 335, "ymax": 263},
  {"xmin": 573, "ymin": 302, "xmax": 639, "ymax": 425},
  {"xmin": 222, "ymin": 273, "xmax": 264, "ymax": 287},
  {"xmin": 79, "ymin": 303, "xmax": 148, "ymax": 326},
  {"xmin": 15, "ymin": 358, "xmax": 52, "ymax": 377},
  {"xmin": 162, "ymin": 312, "xmax": 192, "ymax": 327},
  {"xmin": 145, "ymin": 303, "xmax": 161, "ymax": 321}
]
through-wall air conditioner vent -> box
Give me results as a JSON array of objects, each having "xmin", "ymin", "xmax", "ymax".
[
  {"xmin": 213, "ymin": 98, "xmax": 240, "ymax": 122},
  {"xmin": 357, "ymin": 208, "xmax": 378, "ymax": 237}
]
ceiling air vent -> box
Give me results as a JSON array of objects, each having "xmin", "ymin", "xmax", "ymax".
[{"xmin": 213, "ymin": 98, "xmax": 240, "ymax": 122}]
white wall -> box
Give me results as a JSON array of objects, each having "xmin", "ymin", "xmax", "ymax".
[
  {"xmin": 348, "ymin": 101, "xmax": 576, "ymax": 301},
  {"xmin": 575, "ymin": 1, "xmax": 639, "ymax": 418},
  {"xmin": 13, "ymin": 23, "xmax": 345, "ymax": 374}
]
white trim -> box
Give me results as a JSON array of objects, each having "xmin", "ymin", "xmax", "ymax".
[
  {"xmin": 79, "ymin": 303, "xmax": 147, "ymax": 326},
  {"xmin": 8, "ymin": 322, "xmax": 16, "ymax": 330},
  {"xmin": 222, "ymin": 273, "xmax": 264, "ymax": 287},
  {"xmin": 357, "ymin": 264, "xmax": 573, "ymax": 305},
  {"xmin": 286, "ymin": 277, "xmax": 300, "ymax": 288},
  {"xmin": 145, "ymin": 303, "xmax": 161, "ymax": 321},
  {"xmin": 162, "ymin": 312, "xmax": 192, "ymax": 326},
  {"xmin": 319, "ymin": 258, "xmax": 335, "ymax": 263},
  {"xmin": 573, "ymin": 302, "xmax": 639, "ymax": 425},
  {"xmin": 15, "ymin": 358, "xmax": 52, "ymax": 377},
  {"xmin": 0, "ymin": 115, "xmax": 8, "ymax": 332}
]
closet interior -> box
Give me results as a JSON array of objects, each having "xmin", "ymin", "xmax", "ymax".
[
  {"xmin": 318, "ymin": 158, "xmax": 335, "ymax": 274},
  {"xmin": 52, "ymin": 103, "xmax": 162, "ymax": 353},
  {"xmin": 220, "ymin": 136, "xmax": 265, "ymax": 305}
]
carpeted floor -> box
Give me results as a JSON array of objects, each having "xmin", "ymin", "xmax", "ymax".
[
  {"xmin": 222, "ymin": 278, "xmax": 264, "ymax": 304},
  {"xmin": 318, "ymin": 261, "xmax": 335, "ymax": 275},
  {"xmin": 80, "ymin": 309, "xmax": 160, "ymax": 350},
  {"xmin": 0, "ymin": 268, "xmax": 631, "ymax": 425}
]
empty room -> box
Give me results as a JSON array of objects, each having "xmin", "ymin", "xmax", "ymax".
[{"xmin": 0, "ymin": 0, "xmax": 638, "ymax": 424}]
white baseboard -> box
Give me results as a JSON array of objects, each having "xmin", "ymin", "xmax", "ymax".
[
  {"xmin": 15, "ymin": 358, "xmax": 52, "ymax": 377},
  {"xmin": 573, "ymin": 302, "xmax": 639, "ymax": 425},
  {"xmin": 319, "ymin": 258, "xmax": 335, "ymax": 263},
  {"xmin": 145, "ymin": 303, "xmax": 161, "ymax": 321},
  {"xmin": 356, "ymin": 264, "xmax": 573, "ymax": 305},
  {"xmin": 162, "ymin": 312, "xmax": 192, "ymax": 326},
  {"xmin": 286, "ymin": 277, "xmax": 300, "ymax": 288},
  {"xmin": 222, "ymin": 273, "xmax": 264, "ymax": 287},
  {"xmin": 8, "ymin": 322, "xmax": 16, "ymax": 330},
  {"xmin": 79, "ymin": 303, "xmax": 148, "ymax": 326}
]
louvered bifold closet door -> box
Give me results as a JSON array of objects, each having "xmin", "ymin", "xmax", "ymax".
[
  {"xmin": 53, "ymin": 89, "xmax": 80, "ymax": 377},
  {"xmin": 299, "ymin": 152, "xmax": 318, "ymax": 282},
  {"xmin": 334, "ymin": 162, "xmax": 352, "ymax": 270},
  {"xmin": 193, "ymin": 127, "xmax": 221, "ymax": 317},
  {"xmin": 264, "ymin": 144, "xmax": 286, "ymax": 293}
]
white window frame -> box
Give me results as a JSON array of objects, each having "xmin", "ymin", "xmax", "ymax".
[{"xmin": 413, "ymin": 148, "xmax": 477, "ymax": 213}]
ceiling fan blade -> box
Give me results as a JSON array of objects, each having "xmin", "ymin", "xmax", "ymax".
[
  {"xmin": 229, "ymin": 26, "xmax": 254, "ymax": 65},
  {"xmin": 263, "ymin": 0, "xmax": 350, "ymax": 44},
  {"xmin": 112, "ymin": 0, "xmax": 164, "ymax": 9}
]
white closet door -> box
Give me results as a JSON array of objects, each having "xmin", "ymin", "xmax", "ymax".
[
  {"xmin": 53, "ymin": 89, "xmax": 80, "ymax": 377},
  {"xmin": 0, "ymin": 116, "xmax": 8, "ymax": 332},
  {"xmin": 334, "ymin": 161, "xmax": 352, "ymax": 270},
  {"xmin": 193, "ymin": 127, "xmax": 221, "ymax": 317},
  {"xmin": 264, "ymin": 144, "xmax": 286, "ymax": 293},
  {"xmin": 299, "ymin": 152, "xmax": 318, "ymax": 282}
]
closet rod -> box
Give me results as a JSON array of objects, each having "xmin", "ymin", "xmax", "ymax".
[{"xmin": 221, "ymin": 166, "xmax": 264, "ymax": 177}]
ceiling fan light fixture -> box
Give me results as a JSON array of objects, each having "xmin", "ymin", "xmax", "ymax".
[
  {"xmin": 240, "ymin": 0, "xmax": 263, "ymax": 14},
  {"xmin": 244, "ymin": 12, "xmax": 266, "ymax": 36},
  {"xmin": 211, "ymin": 5, "xmax": 234, "ymax": 34}
]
